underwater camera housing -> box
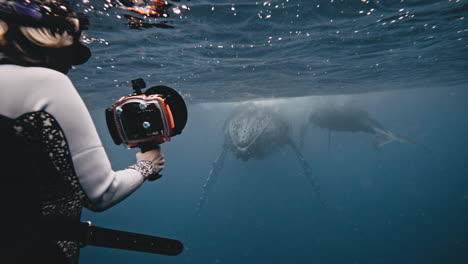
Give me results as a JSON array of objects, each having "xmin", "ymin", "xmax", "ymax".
[{"xmin": 106, "ymin": 78, "xmax": 187, "ymax": 150}]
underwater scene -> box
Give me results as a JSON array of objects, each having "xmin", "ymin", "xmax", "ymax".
[{"xmin": 68, "ymin": 0, "xmax": 467, "ymax": 263}]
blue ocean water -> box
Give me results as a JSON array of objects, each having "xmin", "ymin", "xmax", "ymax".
[{"xmin": 68, "ymin": 0, "xmax": 467, "ymax": 263}]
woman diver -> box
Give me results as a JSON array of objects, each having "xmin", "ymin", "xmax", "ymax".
[{"xmin": 0, "ymin": 0, "xmax": 166, "ymax": 263}]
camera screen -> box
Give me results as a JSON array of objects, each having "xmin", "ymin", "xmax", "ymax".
[{"xmin": 118, "ymin": 102, "xmax": 165, "ymax": 141}]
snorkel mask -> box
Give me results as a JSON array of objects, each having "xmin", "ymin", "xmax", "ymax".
[
  {"xmin": 106, "ymin": 78, "xmax": 187, "ymax": 149},
  {"xmin": 0, "ymin": 0, "xmax": 91, "ymax": 65}
]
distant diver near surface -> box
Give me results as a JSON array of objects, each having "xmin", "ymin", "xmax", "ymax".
[
  {"xmin": 113, "ymin": 0, "xmax": 171, "ymax": 17},
  {"xmin": 197, "ymin": 103, "xmax": 322, "ymax": 212},
  {"xmin": 300, "ymin": 104, "xmax": 428, "ymax": 151},
  {"xmin": 111, "ymin": 0, "xmax": 182, "ymax": 29}
]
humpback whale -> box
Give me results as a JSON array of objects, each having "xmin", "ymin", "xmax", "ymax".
[
  {"xmin": 301, "ymin": 104, "xmax": 426, "ymax": 150},
  {"xmin": 197, "ymin": 103, "xmax": 322, "ymax": 212}
]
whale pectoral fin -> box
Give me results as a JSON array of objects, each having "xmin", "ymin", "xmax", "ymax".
[
  {"xmin": 299, "ymin": 123, "xmax": 309, "ymax": 149},
  {"xmin": 287, "ymin": 140, "xmax": 324, "ymax": 206},
  {"xmin": 196, "ymin": 147, "xmax": 228, "ymax": 214}
]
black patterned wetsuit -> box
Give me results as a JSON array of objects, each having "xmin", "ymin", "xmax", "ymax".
[{"xmin": 0, "ymin": 64, "xmax": 155, "ymax": 263}]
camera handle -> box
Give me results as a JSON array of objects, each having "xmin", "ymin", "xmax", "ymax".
[{"xmin": 138, "ymin": 142, "xmax": 163, "ymax": 181}]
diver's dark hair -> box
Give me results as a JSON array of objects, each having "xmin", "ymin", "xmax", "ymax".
[
  {"xmin": 0, "ymin": 0, "xmax": 90, "ymax": 73},
  {"xmin": 0, "ymin": 22, "xmax": 83, "ymax": 73}
]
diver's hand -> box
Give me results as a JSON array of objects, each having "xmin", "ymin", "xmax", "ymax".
[{"xmin": 136, "ymin": 148, "xmax": 165, "ymax": 174}]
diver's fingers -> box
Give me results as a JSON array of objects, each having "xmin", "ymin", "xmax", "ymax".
[
  {"xmin": 153, "ymin": 158, "xmax": 165, "ymax": 166},
  {"xmin": 151, "ymin": 159, "xmax": 165, "ymax": 172},
  {"xmin": 152, "ymin": 154, "xmax": 165, "ymax": 163},
  {"xmin": 154, "ymin": 164, "xmax": 165, "ymax": 173}
]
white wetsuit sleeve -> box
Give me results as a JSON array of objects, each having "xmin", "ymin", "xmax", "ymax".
[{"xmin": 13, "ymin": 67, "xmax": 146, "ymax": 211}]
